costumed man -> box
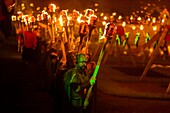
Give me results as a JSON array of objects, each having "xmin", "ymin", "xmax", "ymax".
[
  {"xmin": 63, "ymin": 53, "xmax": 96, "ymax": 113},
  {"xmin": 22, "ymin": 27, "xmax": 37, "ymax": 63}
]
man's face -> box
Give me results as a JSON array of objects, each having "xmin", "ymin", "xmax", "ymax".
[
  {"xmin": 77, "ymin": 55, "xmax": 87, "ymax": 70},
  {"xmin": 78, "ymin": 61, "xmax": 86, "ymax": 70}
]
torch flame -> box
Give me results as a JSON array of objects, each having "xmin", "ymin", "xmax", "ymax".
[
  {"xmin": 140, "ymin": 25, "xmax": 144, "ymax": 30},
  {"xmin": 49, "ymin": 3, "xmax": 56, "ymax": 12},
  {"xmin": 59, "ymin": 15, "xmax": 63, "ymax": 26},
  {"xmin": 153, "ymin": 26, "xmax": 157, "ymax": 31},
  {"xmin": 132, "ymin": 25, "xmax": 136, "ymax": 30}
]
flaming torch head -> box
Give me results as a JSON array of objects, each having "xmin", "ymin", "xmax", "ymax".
[
  {"xmin": 48, "ymin": 3, "xmax": 56, "ymax": 12},
  {"xmin": 104, "ymin": 22, "xmax": 116, "ymax": 38},
  {"xmin": 60, "ymin": 10, "xmax": 68, "ymax": 26},
  {"xmin": 79, "ymin": 21, "xmax": 89, "ymax": 37},
  {"xmin": 89, "ymin": 15, "xmax": 97, "ymax": 30},
  {"xmin": 85, "ymin": 9, "xmax": 94, "ymax": 17}
]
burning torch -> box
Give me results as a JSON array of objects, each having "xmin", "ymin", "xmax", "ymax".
[
  {"xmin": 78, "ymin": 16, "xmax": 89, "ymax": 53},
  {"xmin": 83, "ymin": 22, "xmax": 114, "ymax": 108}
]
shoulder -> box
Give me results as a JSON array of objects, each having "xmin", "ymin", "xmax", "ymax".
[
  {"xmin": 87, "ymin": 62, "xmax": 96, "ymax": 70},
  {"xmin": 64, "ymin": 68, "xmax": 77, "ymax": 80},
  {"xmin": 65, "ymin": 68, "xmax": 77, "ymax": 74}
]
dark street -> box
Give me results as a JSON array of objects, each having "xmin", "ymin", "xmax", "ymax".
[
  {"xmin": 1, "ymin": 38, "xmax": 170, "ymax": 113},
  {"xmin": 0, "ymin": 41, "xmax": 55, "ymax": 113}
]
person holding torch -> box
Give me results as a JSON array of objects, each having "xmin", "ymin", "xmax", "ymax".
[{"xmin": 63, "ymin": 53, "xmax": 96, "ymax": 113}]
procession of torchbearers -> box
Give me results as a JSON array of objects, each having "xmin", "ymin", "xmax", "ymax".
[
  {"xmin": 1, "ymin": 1, "xmax": 170, "ymax": 112},
  {"xmin": 11, "ymin": 4, "xmax": 101, "ymax": 112}
]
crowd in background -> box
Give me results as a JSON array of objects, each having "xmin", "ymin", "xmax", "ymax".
[{"xmin": 1, "ymin": 1, "xmax": 170, "ymax": 112}]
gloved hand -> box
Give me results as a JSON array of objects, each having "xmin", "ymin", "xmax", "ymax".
[{"xmin": 90, "ymin": 76, "xmax": 96, "ymax": 86}]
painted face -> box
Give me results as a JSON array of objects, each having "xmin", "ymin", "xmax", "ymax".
[
  {"xmin": 78, "ymin": 60, "xmax": 86, "ymax": 70},
  {"xmin": 76, "ymin": 54, "xmax": 87, "ymax": 70}
]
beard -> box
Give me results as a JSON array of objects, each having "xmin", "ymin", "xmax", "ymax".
[{"xmin": 79, "ymin": 65, "xmax": 86, "ymax": 71}]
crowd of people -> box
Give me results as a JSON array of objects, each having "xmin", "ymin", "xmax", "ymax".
[
  {"xmin": 14, "ymin": 7, "xmax": 101, "ymax": 113},
  {"xmin": 1, "ymin": 0, "xmax": 170, "ymax": 112}
]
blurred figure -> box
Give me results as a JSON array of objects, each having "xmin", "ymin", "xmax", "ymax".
[
  {"xmin": 78, "ymin": 20, "xmax": 89, "ymax": 53},
  {"xmin": 22, "ymin": 27, "xmax": 37, "ymax": 64},
  {"xmin": 16, "ymin": 28, "xmax": 24, "ymax": 53},
  {"xmin": 116, "ymin": 21, "xmax": 126, "ymax": 46},
  {"xmin": 72, "ymin": 10, "xmax": 80, "ymax": 39}
]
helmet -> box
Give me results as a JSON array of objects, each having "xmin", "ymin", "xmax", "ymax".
[{"xmin": 76, "ymin": 53, "xmax": 87, "ymax": 63}]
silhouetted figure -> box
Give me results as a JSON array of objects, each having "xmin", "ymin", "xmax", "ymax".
[
  {"xmin": 63, "ymin": 53, "xmax": 96, "ymax": 113},
  {"xmin": 0, "ymin": 0, "xmax": 15, "ymax": 39}
]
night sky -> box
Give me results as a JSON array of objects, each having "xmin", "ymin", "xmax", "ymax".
[{"xmin": 19, "ymin": 0, "xmax": 170, "ymax": 16}]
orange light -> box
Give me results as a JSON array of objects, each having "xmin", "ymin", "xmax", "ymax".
[{"xmin": 140, "ymin": 25, "xmax": 144, "ymax": 30}]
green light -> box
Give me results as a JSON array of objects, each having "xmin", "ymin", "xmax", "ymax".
[
  {"xmin": 85, "ymin": 40, "xmax": 106, "ymax": 106},
  {"xmin": 92, "ymin": 42, "xmax": 105, "ymax": 78},
  {"xmin": 122, "ymin": 40, "xmax": 126, "ymax": 46},
  {"xmin": 145, "ymin": 32, "xmax": 150, "ymax": 43},
  {"xmin": 98, "ymin": 27, "xmax": 103, "ymax": 42},
  {"xmin": 125, "ymin": 32, "xmax": 130, "ymax": 38},
  {"xmin": 135, "ymin": 32, "xmax": 140, "ymax": 45},
  {"xmin": 116, "ymin": 35, "xmax": 120, "ymax": 45},
  {"xmin": 92, "ymin": 66, "xmax": 99, "ymax": 78}
]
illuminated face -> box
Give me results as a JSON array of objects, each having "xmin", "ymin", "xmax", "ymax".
[
  {"xmin": 77, "ymin": 54, "xmax": 87, "ymax": 70},
  {"xmin": 78, "ymin": 60, "xmax": 86, "ymax": 69}
]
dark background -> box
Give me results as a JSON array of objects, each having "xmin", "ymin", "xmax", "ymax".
[{"xmin": 18, "ymin": 0, "xmax": 170, "ymax": 16}]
